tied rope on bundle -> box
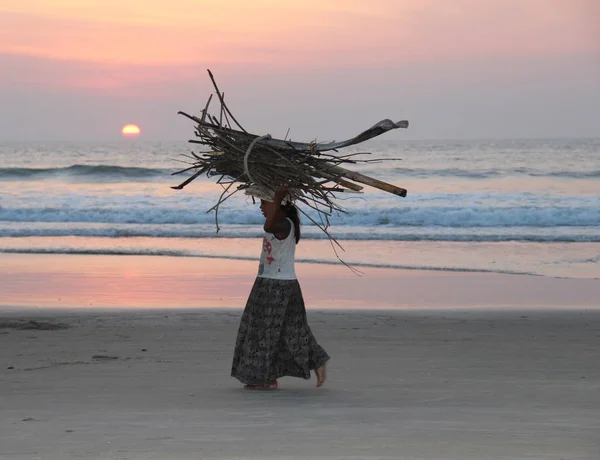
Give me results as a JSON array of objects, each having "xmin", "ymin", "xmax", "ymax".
[{"xmin": 171, "ymin": 70, "xmax": 410, "ymax": 271}]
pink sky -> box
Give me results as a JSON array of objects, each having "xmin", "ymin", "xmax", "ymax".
[{"xmin": 0, "ymin": 0, "xmax": 598, "ymax": 140}]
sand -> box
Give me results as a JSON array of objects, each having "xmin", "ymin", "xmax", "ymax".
[
  {"xmin": 1, "ymin": 254, "xmax": 599, "ymax": 459},
  {"xmin": 1, "ymin": 307, "xmax": 599, "ymax": 460}
]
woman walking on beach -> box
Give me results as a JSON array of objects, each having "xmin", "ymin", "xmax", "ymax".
[{"xmin": 231, "ymin": 186, "xmax": 329, "ymax": 390}]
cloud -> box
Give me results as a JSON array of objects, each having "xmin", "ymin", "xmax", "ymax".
[
  {"xmin": 1, "ymin": 51, "xmax": 598, "ymax": 142},
  {"xmin": 2, "ymin": 1, "xmax": 598, "ymax": 68},
  {"xmin": 0, "ymin": 1, "xmax": 598, "ymax": 141}
]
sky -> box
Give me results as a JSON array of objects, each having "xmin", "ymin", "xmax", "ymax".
[{"xmin": 1, "ymin": 0, "xmax": 599, "ymax": 141}]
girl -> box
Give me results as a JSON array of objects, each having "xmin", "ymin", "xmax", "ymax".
[{"xmin": 231, "ymin": 186, "xmax": 329, "ymax": 389}]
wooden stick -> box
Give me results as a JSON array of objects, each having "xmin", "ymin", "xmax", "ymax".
[
  {"xmin": 207, "ymin": 70, "xmax": 247, "ymax": 133},
  {"xmin": 311, "ymin": 169, "xmax": 364, "ymax": 192},
  {"xmin": 170, "ymin": 168, "xmax": 207, "ymax": 190},
  {"xmin": 200, "ymin": 94, "xmax": 213, "ymax": 124},
  {"xmin": 322, "ymin": 164, "xmax": 407, "ymax": 197}
]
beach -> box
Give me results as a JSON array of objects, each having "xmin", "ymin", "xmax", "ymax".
[
  {"xmin": 1, "ymin": 135, "xmax": 599, "ymax": 460},
  {"xmin": 1, "ymin": 254, "xmax": 600, "ymax": 460},
  {"xmin": 2, "ymin": 1, "xmax": 599, "ymax": 458}
]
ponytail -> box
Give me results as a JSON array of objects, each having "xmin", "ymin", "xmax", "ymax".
[{"xmin": 282, "ymin": 204, "xmax": 301, "ymax": 244}]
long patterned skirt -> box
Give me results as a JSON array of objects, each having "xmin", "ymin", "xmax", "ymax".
[{"xmin": 231, "ymin": 277, "xmax": 330, "ymax": 386}]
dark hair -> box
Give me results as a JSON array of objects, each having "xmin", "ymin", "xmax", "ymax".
[{"xmin": 282, "ymin": 203, "xmax": 301, "ymax": 244}]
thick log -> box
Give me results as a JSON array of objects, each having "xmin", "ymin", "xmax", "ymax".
[
  {"xmin": 322, "ymin": 164, "xmax": 407, "ymax": 197},
  {"xmin": 311, "ymin": 170, "xmax": 364, "ymax": 192}
]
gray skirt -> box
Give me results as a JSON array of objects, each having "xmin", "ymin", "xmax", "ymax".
[{"xmin": 231, "ymin": 277, "xmax": 330, "ymax": 386}]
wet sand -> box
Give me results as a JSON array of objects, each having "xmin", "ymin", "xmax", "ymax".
[{"xmin": 1, "ymin": 253, "xmax": 599, "ymax": 310}]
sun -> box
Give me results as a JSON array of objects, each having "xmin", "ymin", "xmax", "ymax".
[{"xmin": 121, "ymin": 124, "xmax": 141, "ymax": 137}]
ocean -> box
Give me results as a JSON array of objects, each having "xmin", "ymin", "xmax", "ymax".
[{"xmin": 1, "ymin": 138, "xmax": 599, "ymax": 279}]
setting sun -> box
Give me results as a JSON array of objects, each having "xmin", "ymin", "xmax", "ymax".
[{"xmin": 121, "ymin": 124, "xmax": 141, "ymax": 137}]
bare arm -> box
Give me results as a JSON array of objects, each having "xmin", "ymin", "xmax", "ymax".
[{"xmin": 263, "ymin": 188, "xmax": 291, "ymax": 239}]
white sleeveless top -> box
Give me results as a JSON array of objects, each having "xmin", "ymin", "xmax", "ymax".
[{"xmin": 257, "ymin": 218, "xmax": 297, "ymax": 280}]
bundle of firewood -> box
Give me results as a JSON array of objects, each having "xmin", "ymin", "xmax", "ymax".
[{"xmin": 172, "ymin": 70, "xmax": 409, "ymax": 237}]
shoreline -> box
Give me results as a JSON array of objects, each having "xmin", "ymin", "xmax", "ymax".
[
  {"xmin": 1, "ymin": 253, "xmax": 599, "ymax": 310},
  {"xmin": 2, "ymin": 236, "xmax": 599, "ymax": 279},
  {"xmin": 1, "ymin": 248, "xmax": 549, "ymax": 278}
]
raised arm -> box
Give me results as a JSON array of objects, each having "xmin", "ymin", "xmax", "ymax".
[{"xmin": 263, "ymin": 187, "xmax": 291, "ymax": 239}]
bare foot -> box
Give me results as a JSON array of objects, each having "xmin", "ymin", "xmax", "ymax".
[
  {"xmin": 315, "ymin": 365, "xmax": 326, "ymax": 388},
  {"xmin": 244, "ymin": 380, "xmax": 278, "ymax": 390}
]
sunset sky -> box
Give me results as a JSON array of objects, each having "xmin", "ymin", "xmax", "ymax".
[{"xmin": 1, "ymin": 0, "xmax": 598, "ymax": 141}]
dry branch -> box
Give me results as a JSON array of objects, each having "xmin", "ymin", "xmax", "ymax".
[{"xmin": 172, "ymin": 69, "xmax": 409, "ymax": 239}]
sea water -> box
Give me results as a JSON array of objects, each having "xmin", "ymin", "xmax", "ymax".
[{"xmin": 0, "ymin": 138, "xmax": 598, "ymax": 279}]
